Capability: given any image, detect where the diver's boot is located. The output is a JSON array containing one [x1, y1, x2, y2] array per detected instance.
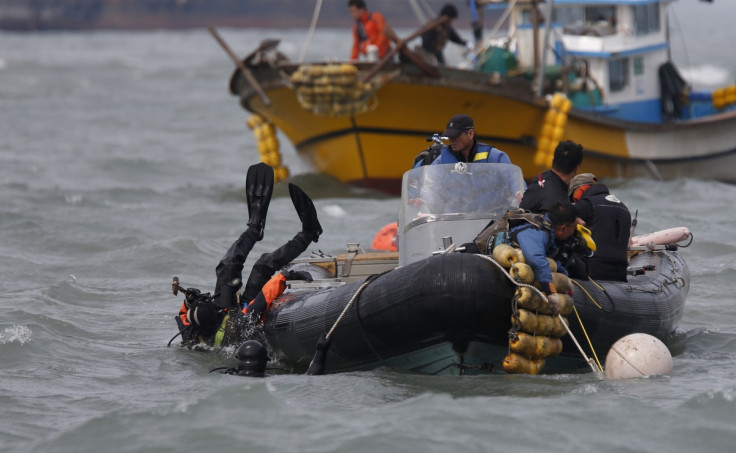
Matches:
[[246, 162, 274, 241], [288, 183, 322, 243]]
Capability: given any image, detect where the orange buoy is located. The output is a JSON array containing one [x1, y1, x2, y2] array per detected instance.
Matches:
[[371, 222, 398, 251]]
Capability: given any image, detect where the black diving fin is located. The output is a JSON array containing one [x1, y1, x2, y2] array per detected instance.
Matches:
[[288, 183, 323, 242], [246, 162, 274, 241]]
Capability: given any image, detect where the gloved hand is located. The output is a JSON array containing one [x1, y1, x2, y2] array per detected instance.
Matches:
[[282, 270, 313, 282], [546, 293, 562, 316]]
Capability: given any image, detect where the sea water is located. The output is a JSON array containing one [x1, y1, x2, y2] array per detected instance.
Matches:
[[2, 3, 736, 452]]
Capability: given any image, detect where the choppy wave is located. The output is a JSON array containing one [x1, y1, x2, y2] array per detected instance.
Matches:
[[0, 325, 32, 345]]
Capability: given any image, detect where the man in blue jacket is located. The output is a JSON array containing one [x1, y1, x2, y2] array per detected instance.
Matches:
[[413, 113, 512, 167], [509, 201, 578, 314]]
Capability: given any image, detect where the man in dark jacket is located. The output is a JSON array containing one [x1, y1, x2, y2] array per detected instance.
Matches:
[[421, 4, 471, 65], [520, 140, 584, 214], [520, 140, 586, 278], [569, 173, 631, 282]]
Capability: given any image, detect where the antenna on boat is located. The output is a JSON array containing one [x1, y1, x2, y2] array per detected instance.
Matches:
[[534, 0, 556, 97], [299, 0, 324, 63]]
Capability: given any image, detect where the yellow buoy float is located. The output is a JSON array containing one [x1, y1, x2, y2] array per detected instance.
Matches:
[[246, 114, 289, 183], [491, 242, 572, 375], [534, 92, 571, 168]]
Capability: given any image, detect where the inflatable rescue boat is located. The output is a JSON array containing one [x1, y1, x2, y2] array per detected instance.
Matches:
[[262, 164, 691, 375]]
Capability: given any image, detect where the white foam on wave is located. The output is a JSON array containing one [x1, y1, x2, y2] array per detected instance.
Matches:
[[0, 325, 32, 345], [322, 204, 347, 218], [681, 64, 733, 88]]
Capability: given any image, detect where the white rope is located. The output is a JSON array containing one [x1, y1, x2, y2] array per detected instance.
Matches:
[[460, 0, 518, 69], [326, 273, 381, 339], [476, 253, 601, 374], [299, 0, 323, 63]]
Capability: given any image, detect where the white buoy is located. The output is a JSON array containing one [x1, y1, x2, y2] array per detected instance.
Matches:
[[604, 333, 673, 379]]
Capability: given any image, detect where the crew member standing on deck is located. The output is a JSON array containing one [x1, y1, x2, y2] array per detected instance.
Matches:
[[421, 4, 473, 65], [348, 0, 391, 61]]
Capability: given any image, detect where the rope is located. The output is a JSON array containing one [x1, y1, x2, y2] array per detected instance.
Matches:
[[570, 305, 604, 372], [298, 0, 323, 63], [461, 0, 519, 69], [571, 279, 603, 310], [326, 272, 383, 339]]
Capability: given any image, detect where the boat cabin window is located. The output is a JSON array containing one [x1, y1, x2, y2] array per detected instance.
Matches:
[[634, 57, 644, 77], [634, 3, 660, 36], [556, 6, 617, 36], [609, 58, 630, 93]]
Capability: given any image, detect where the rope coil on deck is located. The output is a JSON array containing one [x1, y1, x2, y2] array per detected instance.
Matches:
[[290, 63, 388, 117]]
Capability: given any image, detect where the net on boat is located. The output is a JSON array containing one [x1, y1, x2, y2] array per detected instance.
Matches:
[[290, 63, 394, 117]]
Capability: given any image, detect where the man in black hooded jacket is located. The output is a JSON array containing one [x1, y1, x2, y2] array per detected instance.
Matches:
[[569, 173, 631, 282]]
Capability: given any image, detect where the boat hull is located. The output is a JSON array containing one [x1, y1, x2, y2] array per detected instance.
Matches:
[[263, 249, 688, 375], [233, 62, 736, 193]]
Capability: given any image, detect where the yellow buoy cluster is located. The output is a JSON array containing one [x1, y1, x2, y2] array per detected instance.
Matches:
[[534, 93, 572, 168], [290, 63, 378, 117], [246, 114, 288, 183], [712, 85, 736, 110], [492, 244, 574, 375]]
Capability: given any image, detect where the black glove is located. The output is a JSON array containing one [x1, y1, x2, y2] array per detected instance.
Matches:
[[282, 270, 313, 282]]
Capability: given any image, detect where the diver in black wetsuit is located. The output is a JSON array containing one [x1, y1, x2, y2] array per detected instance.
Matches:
[[173, 163, 330, 375]]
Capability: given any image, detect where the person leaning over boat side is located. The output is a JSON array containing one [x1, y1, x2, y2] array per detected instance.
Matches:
[[569, 173, 631, 282], [348, 0, 391, 61], [413, 113, 512, 167], [420, 4, 472, 65], [508, 202, 579, 315], [519, 140, 584, 214]]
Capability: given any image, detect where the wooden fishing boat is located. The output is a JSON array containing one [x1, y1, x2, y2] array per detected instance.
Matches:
[[228, 0, 736, 193]]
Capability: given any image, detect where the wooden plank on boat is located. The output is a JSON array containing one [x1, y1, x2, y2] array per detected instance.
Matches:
[[362, 17, 449, 83]]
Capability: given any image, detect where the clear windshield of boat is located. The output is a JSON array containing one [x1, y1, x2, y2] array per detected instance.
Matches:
[[400, 162, 524, 224]]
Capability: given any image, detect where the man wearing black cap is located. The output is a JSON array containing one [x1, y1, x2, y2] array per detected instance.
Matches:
[[414, 113, 512, 166]]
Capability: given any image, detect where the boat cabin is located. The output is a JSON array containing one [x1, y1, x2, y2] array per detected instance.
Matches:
[[481, 0, 698, 123]]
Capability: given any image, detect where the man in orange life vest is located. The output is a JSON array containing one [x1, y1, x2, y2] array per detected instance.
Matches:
[[348, 0, 391, 61]]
